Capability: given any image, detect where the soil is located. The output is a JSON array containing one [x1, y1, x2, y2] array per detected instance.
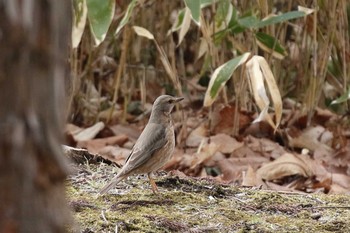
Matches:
[[67, 163, 350, 233]]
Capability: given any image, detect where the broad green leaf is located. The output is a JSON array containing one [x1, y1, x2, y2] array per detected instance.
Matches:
[[256, 11, 306, 28], [255, 32, 287, 59], [184, 0, 201, 25], [331, 87, 350, 105], [86, 0, 115, 46], [215, 0, 230, 28], [72, 0, 88, 48], [116, 0, 137, 35], [200, 0, 216, 8], [204, 52, 251, 107], [237, 15, 259, 28], [133, 26, 154, 40]]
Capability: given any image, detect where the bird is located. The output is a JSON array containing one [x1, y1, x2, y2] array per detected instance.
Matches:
[[99, 95, 184, 195]]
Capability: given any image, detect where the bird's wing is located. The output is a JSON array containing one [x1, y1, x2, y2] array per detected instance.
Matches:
[[120, 123, 167, 175]]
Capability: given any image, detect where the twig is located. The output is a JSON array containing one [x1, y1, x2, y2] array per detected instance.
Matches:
[[101, 210, 108, 223], [307, 206, 350, 209]]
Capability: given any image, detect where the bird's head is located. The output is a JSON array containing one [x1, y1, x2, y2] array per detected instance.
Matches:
[[151, 95, 184, 118]]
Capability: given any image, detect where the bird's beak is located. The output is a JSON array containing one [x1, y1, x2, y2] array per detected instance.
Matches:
[[174, 97, 184, 103]]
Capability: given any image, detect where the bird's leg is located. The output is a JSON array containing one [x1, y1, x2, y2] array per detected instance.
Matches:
[[147, 173, 159, 194]]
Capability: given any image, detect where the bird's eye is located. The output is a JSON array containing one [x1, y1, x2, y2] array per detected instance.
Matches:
[[168, 99, 173, 104]]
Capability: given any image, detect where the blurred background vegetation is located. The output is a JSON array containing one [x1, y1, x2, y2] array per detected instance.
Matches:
[[70, 0, 350, 130]]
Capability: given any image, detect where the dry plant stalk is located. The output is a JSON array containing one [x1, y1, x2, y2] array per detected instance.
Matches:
[[109, 25, 131, 123]]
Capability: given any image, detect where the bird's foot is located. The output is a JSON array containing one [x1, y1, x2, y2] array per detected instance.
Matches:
[[148, 174, 159, 194]]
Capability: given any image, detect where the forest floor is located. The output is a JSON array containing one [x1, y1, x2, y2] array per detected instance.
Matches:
[[67, 162, 350, 233]]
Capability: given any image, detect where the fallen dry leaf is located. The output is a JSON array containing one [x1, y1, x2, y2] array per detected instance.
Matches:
[[190, 143, 219, 169], [330, 173, 350, 192], [218, 155, 269, 182], [242, 165, 257, 187], [186, 124, 207, 147], [98, 145, 131, 165], [71, 122, 105, 141], [77, 135, 128, 154], [237, 136, 287, 159], [65, 123, 83, 135], [257, 153, 313, 181], [109, 124, 141, 141], [210, 133, 243, 154], [287, 126, 334, 153], [211, 104, 253, 135]]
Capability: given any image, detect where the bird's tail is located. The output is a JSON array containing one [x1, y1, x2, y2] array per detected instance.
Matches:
[[99, 175, 125, 195]]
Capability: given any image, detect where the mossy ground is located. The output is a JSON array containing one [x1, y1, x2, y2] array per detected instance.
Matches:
[[67, 163, 350, 232]]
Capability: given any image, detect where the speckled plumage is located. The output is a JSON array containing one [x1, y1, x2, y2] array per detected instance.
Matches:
[[99, 95, 183, 195]]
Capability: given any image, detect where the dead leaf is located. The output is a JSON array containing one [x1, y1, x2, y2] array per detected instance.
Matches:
[[98, 145, 131, 165], [211, 104, 253, 135], [217, 155, 269, 182], [72, 122, 105, 141], [186, 124, 207, 147], [331, 173, 350, 191], [246, 56, 282, 131], [190, 143, 219, 169], [243, 136, 287, 159], [77, 135, 129, 154], [242, 165, 257, 186], [287, 126, 334, 154], [109, 124, 141, 141], [257, 153, 313, 181], [65, 123, 83, 135], [210, 133, 243, 154]]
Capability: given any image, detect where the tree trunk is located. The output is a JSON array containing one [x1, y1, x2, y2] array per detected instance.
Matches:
[[0, 0, 71, 232]]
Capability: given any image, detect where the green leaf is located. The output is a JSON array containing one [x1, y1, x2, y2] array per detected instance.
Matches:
[[116, 0, 137, 35], [256, 11, 306, 28], [184, 0, 201, 25], [86, 0, 115, 46], [237, 15, 259, 28], [215, 0, 230, 28], [331, 87, 350, 105], [204, 52, 251, 106], [255, 32, 287, 59], [200, 0, 216, 8]]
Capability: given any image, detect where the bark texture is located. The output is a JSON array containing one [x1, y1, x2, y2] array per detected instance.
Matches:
[[0, 1, 71, 232]]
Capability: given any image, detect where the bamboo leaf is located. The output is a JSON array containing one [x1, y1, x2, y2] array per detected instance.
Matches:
[[246, 57, 274, 128], [72, 0, 88, 48], [86, 0, 115, 46], [331, 87, 350, 105], [237, 15, 259, 28], [200, 0, 216, 8], [245, 56, 282, 131], [170, 8, 186, 32], [184, 0, 201, 25], [255, 32, 287, 59], [178, 7, 192, 45], [204, 52, 251, 107], [215, 0, 231, 28], [257, 56, 282, 129], [116, 0, 137, 35], [133, 26, 154, 40], [256, 11, 307, 28]]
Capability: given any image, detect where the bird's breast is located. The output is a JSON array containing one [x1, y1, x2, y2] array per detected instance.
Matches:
[[152, 124, 175, 172]]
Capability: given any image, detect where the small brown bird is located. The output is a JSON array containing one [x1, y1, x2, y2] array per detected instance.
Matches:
[[99, 95, 184, 195]]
